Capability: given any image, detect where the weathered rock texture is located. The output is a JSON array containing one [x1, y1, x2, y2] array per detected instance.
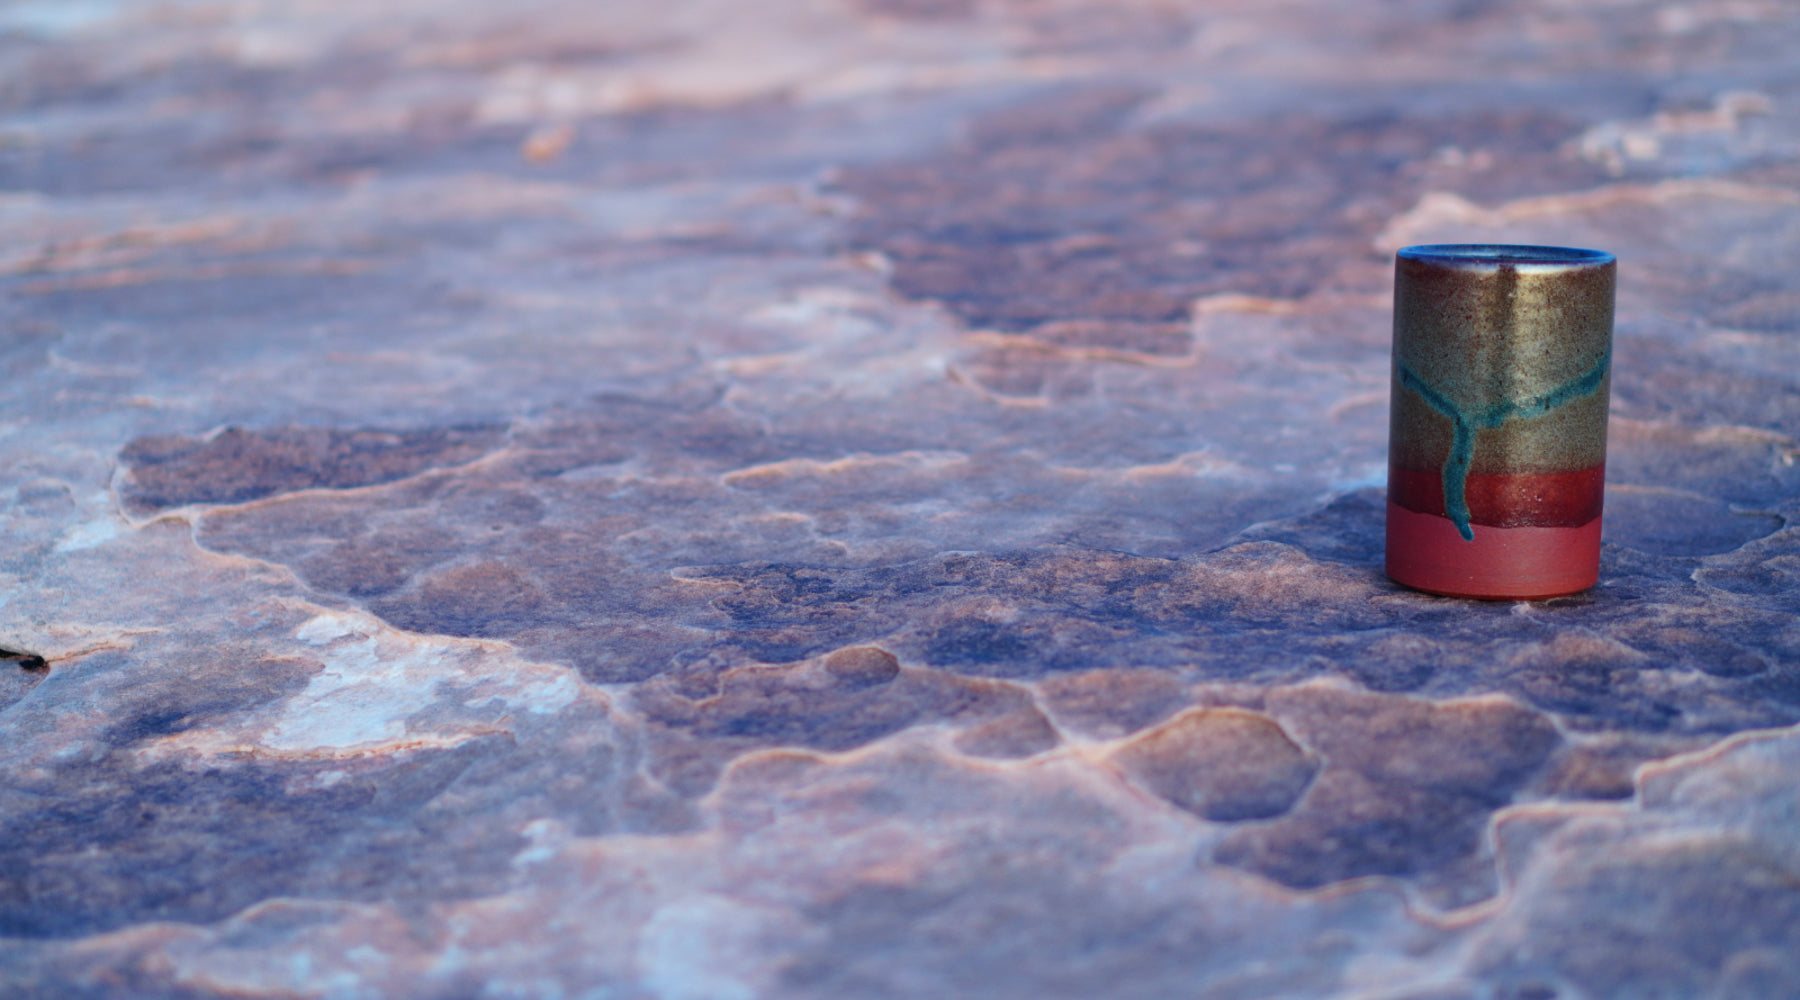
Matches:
[[3, 0, 1800, 997]]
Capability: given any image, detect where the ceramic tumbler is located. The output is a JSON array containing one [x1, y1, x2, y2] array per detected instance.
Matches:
[[1385, 244, 1615, 599]]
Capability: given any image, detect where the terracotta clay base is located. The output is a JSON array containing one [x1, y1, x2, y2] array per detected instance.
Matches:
[[1384, 501, 1601, 599]]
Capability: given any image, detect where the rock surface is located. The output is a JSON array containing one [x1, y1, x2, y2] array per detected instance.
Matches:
[[2, 0, 1799, 997]]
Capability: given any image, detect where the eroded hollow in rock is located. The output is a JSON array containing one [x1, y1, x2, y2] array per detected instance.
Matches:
[[1, 648, 48, 672], [1110, 708, 1319, 822]]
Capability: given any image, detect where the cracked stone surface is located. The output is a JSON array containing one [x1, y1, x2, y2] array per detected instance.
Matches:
[[3, 1, 1800, 997]]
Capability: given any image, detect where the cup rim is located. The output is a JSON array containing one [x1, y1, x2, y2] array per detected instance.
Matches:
[[1398, 244, 1614, 267]]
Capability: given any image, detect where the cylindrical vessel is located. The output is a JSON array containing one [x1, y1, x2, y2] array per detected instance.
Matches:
[[1385, 244, 1615, 599]]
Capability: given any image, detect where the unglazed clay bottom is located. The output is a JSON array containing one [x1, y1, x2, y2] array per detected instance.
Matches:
[[1385, 502, 1602, 599]]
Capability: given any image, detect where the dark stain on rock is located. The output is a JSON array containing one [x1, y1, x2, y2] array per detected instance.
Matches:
[[2, 647, 48, 673], [119, 424, 507, 513], [0, 648, 49, 717]]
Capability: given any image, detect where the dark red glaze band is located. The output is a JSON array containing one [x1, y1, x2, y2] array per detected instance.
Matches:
[[1385, 502, 1601, 599], [1388, 464, 1605, 528]]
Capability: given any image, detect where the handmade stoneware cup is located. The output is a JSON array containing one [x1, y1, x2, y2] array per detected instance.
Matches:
[[1385, 244, 1615, 599]]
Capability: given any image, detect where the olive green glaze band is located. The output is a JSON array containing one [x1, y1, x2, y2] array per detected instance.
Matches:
[[1388, 244, 1615, 540]]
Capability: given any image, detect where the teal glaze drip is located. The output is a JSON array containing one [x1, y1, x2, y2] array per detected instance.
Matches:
[[1397, 348, 1610, 541]]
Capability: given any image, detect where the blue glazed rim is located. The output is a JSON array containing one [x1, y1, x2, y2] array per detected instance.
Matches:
[[1398, 244, 1614, 267]]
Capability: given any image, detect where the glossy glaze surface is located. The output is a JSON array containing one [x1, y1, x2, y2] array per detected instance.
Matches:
[[1387, 245, 1614, 596]]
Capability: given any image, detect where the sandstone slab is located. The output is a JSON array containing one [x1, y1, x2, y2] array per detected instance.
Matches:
[[3, 1, 1800, 997]]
